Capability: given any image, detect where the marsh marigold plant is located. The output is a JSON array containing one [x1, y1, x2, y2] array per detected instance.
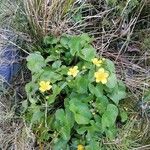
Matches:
[[25, 34, 127, 150]]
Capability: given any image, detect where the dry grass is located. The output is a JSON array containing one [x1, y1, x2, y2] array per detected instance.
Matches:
[[0, 65, 34, 150], [23, 0, 75, 39], [0, 106, 35, 150]]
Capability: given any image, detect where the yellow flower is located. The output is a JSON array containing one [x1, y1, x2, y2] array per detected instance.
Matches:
[[91, 58, 102, 67], [94, 68, 109, 84], [39, 81, 52, 92], [77, 144, 84, 150], [68, 66, 79, 77]]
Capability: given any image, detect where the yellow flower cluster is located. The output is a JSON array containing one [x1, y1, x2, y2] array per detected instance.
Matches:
[[77, 144, 84, 150], [67, 57, 108, 84], [39, 81, 52, 92], [39, 57, 107, 91]]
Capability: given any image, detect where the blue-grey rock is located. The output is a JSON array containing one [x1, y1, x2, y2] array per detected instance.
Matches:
[[0, 39, 20, 84]]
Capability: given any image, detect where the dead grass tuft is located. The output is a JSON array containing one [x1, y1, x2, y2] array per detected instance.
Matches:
[[23, 0, 75, 39]]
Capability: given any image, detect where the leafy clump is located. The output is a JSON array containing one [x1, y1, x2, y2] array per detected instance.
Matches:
[[24, 34, 127, 149]]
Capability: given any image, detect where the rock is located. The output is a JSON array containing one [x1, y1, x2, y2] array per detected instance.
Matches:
[[0, 32, 20, 85]]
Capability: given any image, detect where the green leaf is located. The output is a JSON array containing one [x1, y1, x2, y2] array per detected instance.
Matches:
[[105, 126, 117, 140], [53, 137, 68, 150], [86, 141, 100, 150], [89, 120, 101, 133], [120, 110, 128, 123], [52, 60, 62, 69], [52, 85, 61, 96], [88, 84, 96, 95], [22, 100, 28, 112], [88, 67, 95, 82], [80, 33, 92, 45], [85, 136, 100, 150], [106, 73, 117, 89], [79, 45, 96, 61], [65, 108, 75, 128], [106, 0, 117, 6], [105, 59, 115, 73], [25, 82, 38, 97], [89, 84, 103, 98], [75, 114, 91, 125], [102, 104, 118, 130], [69, 93, 93, 103], [55, 109, 65, 125], [45, 55, 60, 63], [60, 36, 69, 48], [72, 12, 82, 23], [143, 90, 150, 102], [76, 126, 88, 134], [61, 125, 71, 141], [54, 109, 74, 141], [107, 81, 126, 105], [40, 68, 62, 83], [96, 96, 109, 114], [31, 108, 44, 123], [29, 97, 36, 104], [27, 52, 46, 73], [95, 84, 103, 98], [68, 36, 82, 56], [44, 36, 59, 45], [69, 98, 92, 124], [47, 95, 56, 104], [75, 77, 89, 94]]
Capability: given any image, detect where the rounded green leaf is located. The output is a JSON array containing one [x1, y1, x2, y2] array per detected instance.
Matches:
[[40, 68, 62, 83], [107, 81, 126, 105], [79, 45, 96, 61], [106, 73, 117, 89], [75, 77, 89, 94], [68, 36, 82, 56], [105, 59, 115, 73], [27, 52, 46, 73], [102, 104, 118, 130], [69, 98, 92, 124]]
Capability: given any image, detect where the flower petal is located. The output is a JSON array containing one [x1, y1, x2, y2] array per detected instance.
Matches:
[[96, 79, 100, 83], [94, 72, 98, 77], [105, 72, 109, 78], [47, 85, 52, 90], [67, 71, 72, 75], [39, 81, 45, 86], [101, 79, 107, 84], [39, 87, 46, 92]]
